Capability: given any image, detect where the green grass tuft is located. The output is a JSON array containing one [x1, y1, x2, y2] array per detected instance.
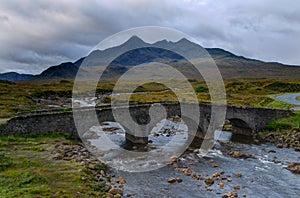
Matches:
[[266, 110, 300, 132]]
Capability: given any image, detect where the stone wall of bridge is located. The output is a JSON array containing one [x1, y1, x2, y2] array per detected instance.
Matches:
[[0, 103, 293, 138]]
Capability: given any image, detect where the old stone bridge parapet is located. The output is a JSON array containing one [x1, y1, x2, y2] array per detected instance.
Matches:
[[0, 102, 293, 143], [225, 105, 293, 135]]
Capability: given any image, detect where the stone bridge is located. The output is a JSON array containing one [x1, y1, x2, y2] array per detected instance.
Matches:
[[0, 102, 292, 144]]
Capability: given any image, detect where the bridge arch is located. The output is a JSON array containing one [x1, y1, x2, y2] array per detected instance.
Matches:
[[225, 118, 253, 136]]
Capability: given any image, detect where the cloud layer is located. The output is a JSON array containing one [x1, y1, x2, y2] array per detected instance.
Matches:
[[0, 0, 299, 74]]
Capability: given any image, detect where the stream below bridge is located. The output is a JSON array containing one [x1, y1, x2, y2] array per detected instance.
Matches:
[[85, 120, 300, 198]]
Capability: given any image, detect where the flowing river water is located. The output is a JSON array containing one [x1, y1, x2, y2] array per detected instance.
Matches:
[[72, 95, 300, 197], [86, 120, 300, 198]]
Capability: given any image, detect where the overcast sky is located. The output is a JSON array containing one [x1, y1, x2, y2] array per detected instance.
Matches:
[[0, 0, 299, 74]]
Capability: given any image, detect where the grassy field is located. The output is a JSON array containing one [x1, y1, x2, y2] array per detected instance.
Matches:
[[0, 78, 300, 118], [0, 133, 109, 197], [110, 78, 300, 108], [265, 110, 300, 132], [0, 80, 73, 118]]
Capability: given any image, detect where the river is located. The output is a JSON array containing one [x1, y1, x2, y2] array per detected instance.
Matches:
[[86, 120, 300, 198]]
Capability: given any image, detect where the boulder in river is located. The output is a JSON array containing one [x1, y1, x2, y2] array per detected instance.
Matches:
[[228, 151, 252, 158], [276, 143, 283, 148], [176, 177, 183, 183], [168, 177, 176, 183], [108, 187, 123, 195], [286, 162, 300, 174], [234, 172, 242, 177], [218, 182, 224, 188], [204, 176, 214, 186]]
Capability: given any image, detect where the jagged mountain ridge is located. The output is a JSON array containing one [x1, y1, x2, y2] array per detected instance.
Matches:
[[1, 36, 300, 82]]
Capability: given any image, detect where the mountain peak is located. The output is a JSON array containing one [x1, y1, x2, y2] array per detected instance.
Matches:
[[124, 35, 146, 45], [153, 39, 170, 46], [176, 37, 192, 44]]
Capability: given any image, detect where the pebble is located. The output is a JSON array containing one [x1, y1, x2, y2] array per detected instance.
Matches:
[[218, 182, 224, 188], [228, 151, 252, 158], [116, 176, 126, 184], [233, 185, 240, 191], [168, 177, 176, 183], [221, 176, 227, 180], [193, 149, 199, 153], [149, 145, 157, 149], [52, 153, 62, 160], [214, 163, 220, 167], [170, 155, 178, 162], [234, 172, 242, 177], [176, 178, 183, 183], [276, 143, 283, 148], [192, 173, 197, 178], [108, 187, 123, 195], [287, 162, 300, 174], [204, 176, 214, 186], [212, 172, 220, 177], [106, 193, 114, 198]]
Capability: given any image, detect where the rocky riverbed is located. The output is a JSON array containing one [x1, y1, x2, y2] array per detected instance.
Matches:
[[120, 141, 300, 197], [260, 128, 300, 151], [79, 121, 300, 197]]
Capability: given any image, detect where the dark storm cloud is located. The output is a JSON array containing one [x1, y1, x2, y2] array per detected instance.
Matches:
[[0, 0, 299, 74]]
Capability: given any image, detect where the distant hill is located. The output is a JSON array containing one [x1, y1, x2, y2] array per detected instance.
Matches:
[[1, 36, 300, 82], [0, 72, 33, 81], [205, 48, 300, 79], [29, 62, 79, 82], [0, 62, 80, 83]]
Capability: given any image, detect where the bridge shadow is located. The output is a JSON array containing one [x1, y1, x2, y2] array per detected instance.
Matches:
[[221, 119, 256, 144]]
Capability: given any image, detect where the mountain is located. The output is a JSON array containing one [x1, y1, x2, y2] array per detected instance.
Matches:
[[205, 48, 300, 79], [82, 36, 151, 67], [0, 72, 33, 81], [79, 36, 300, 79], [30, 62, 79, 81], [2, 36, 300, 82], [74, 57, 85, 67]]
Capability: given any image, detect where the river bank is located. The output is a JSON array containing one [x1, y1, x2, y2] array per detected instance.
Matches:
[[0, 134, 125, 197], [0, 127, 299, 197], [259, 128, 300, 151]]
